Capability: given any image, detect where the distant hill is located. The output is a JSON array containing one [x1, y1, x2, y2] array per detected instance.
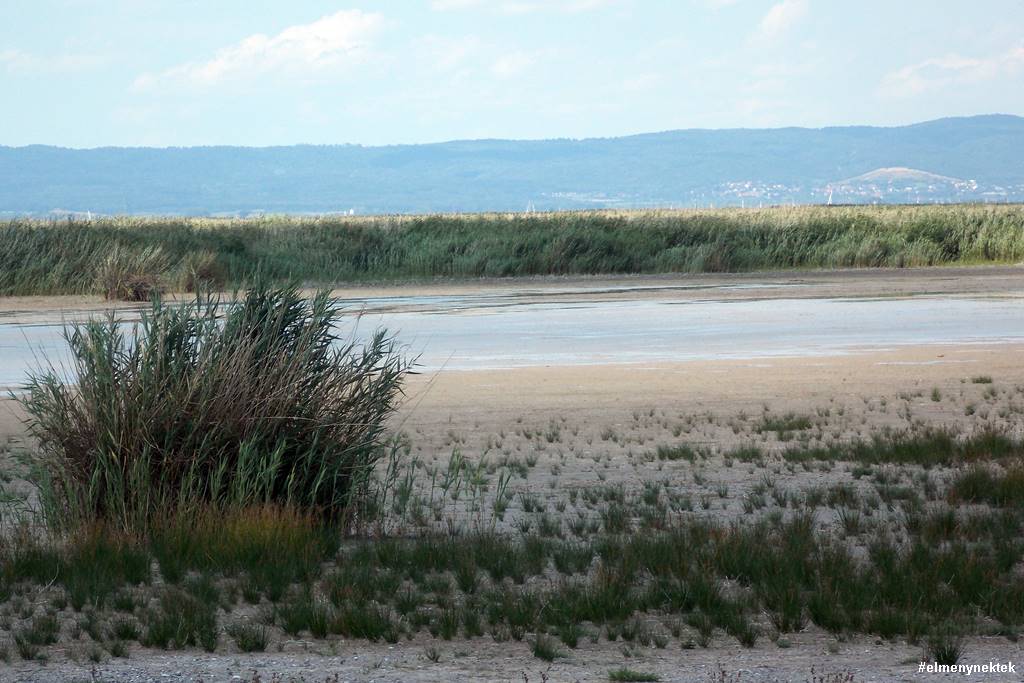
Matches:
[[837, 167, 965, 185], [1, 114, 1022, 216], [828, 166, 980, 203]]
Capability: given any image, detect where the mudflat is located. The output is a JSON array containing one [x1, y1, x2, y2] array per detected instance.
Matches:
[[2, 267, 1024, 682]]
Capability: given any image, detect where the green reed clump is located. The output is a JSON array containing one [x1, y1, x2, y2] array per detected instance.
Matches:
[[950, 465, 1024, 507], [782, 427, 1024, 467], [142, 588, 218, 651], [0, 524, 150, 611], [150, 505, 338, 599], [19, 285, 409, 532], [94, 245, 169, 301], [3, 205, 1024, 296]]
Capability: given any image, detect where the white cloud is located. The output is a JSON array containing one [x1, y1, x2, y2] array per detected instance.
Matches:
[[0, 49, 107, 74], [880, 46, 1024, 96], [757, 0, 808, 39], [133, 10, 383, 90]]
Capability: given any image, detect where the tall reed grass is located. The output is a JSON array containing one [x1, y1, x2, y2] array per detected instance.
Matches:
[[2, 205, 1022, 297], [18, 285, 409, 532]]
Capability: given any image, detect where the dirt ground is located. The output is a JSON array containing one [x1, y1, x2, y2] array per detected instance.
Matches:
[[2, 267, 1024, 682], [2, 633, 1019, 683]]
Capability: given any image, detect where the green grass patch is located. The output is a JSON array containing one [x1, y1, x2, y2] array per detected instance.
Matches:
[[758, 413, 812, 434], [782, 428, 1024, 467], [950, 465, 1024, 507], [655, 445, 697, 462]]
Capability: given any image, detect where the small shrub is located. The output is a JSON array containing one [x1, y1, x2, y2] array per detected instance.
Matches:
[[226, 623, 269, 652], [609, 669, 660, 682], [926, 624, 964, 665], [176, 250, 224, 293], [655, 445, 696, 462], [142, 589, 218, 652], [110, 617, 140, 642], [95, 245, 168, 301], [531, 634, 561, 662], [951, 465, 1024, 507], [14, 615, 60, 660]]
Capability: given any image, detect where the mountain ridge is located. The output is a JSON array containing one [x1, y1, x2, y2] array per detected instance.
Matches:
[[1, 114, 1022, 215]]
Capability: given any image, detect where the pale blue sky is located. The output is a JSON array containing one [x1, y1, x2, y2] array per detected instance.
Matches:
[[3, 0, 1023, 148]]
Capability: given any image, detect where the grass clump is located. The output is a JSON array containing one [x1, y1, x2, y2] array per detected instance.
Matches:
[[655, 445, 697, 462], [226, 623, 269, 652], [926, 624, 965, 665], [0, 525, 150, 611], [151, 505, 337, 598], [95, 245, 169, 301], [783, 428, 1024, 467], [142, 589, 218, 652], [531, 633, 562, 661], [19, 285, 409, 532], [950, 465, 1024, 507], [758, 413, 812, 435], [609, 668, 660, 682], [14, 615, 60, 660]]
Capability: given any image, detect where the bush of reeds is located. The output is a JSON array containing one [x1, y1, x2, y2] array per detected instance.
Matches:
[[18, 285, 409, 532], [94, 244, 169, 301]]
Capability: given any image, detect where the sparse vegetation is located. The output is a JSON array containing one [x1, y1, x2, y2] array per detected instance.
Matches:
[[1, 273, 1021, 675]]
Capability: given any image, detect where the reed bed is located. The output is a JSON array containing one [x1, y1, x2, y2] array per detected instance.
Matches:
[[17, 285, 409, 533], [2, 204, 1023, 297]]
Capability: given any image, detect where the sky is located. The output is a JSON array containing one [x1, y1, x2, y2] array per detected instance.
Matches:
[[2, 0, 1023, 148]]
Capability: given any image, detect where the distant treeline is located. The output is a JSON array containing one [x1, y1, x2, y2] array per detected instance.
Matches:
[[2, 205, 1023, 297]]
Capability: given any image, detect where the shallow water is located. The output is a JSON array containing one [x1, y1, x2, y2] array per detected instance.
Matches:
[[1, 286, 1023, 388]]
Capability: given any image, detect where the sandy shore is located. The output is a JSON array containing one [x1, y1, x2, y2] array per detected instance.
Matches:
[[2, 265, 1024, 318], [2, 267, 1024, 682]]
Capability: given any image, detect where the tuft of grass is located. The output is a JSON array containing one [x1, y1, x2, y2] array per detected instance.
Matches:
[[110, 617, 141, 642], [0, 525, 150, 611], [14, 615, 60, 660], [226, 623, 269, 652], [151, 505, 337, 599], [655, 445, 696, 462], [783, 428, 1024, 467], [19, 285, 409, 532], [95, 245, 168, 301], [142, 589, 218, 652], [950, 465, 1024, 507], [758, 413, 812, 435], [531, 633, 562, 662], [609, 669, 661, 682], [926, 624, 965, 665]]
